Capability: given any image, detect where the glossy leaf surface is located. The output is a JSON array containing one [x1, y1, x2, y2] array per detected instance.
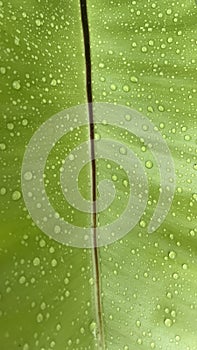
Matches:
[[0, 1, 197, 349]]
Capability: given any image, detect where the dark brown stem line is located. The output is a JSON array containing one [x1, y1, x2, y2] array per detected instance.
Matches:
[[79, 0, 104, 348]]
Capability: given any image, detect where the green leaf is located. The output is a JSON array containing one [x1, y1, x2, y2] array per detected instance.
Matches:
[[0, 0, 196, 350]]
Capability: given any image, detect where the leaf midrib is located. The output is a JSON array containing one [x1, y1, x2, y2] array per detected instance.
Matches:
[[79, 1, 104, 348]]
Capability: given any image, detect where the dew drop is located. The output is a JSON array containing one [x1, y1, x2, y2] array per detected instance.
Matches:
[[12, 80, 21, 90], [19, 276, 26, 284], [172, 272, 179, 280], [0, 67, 6, 74], [24, 171, 33, 181], [145, 160, 153, 169], [164, 318, 173, 327], [36, 313, 43, 323], [51, 259, 57, 267], [139, 220, 146, 228], [80, 327, 85, 334], [119, 146, 127, 155], [35, 19, 41, 27], [112, 174, 118, 181], [51, 79, 57, 86], [33, 257, 40, 266], [89, 321, 97, 335], [125, 114, 132, 121], [0, 143, 6, 150], [0, 187, 6, 195], [182, 263, 188, 270], [122, 85, 130, 92], [130, 76, 138, 83], [168, 251, 176, 259], [12, 190, 21, 201], [110, 84, 117, 91]]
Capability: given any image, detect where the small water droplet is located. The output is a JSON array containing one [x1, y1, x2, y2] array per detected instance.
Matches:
[[24, 171, 33, 181], [0, 67, 6, 74], [145, 160, 153, 169], [139, 220, 146, 228], [51, 79, 57, 86], [12, 190, 21, 201], [35, 19, 41, 27], [110, 84, 117, 91], [168, 251, 176, 259], [164, 318, 172, 327], [122, 85, 130, 92], [36, 313, 43, 323], [182, 263, 188, 270], [112, 174, 118, 181], [12, 80, 21, 90], [89, 321, 97, 335], [19, 276, 26, 284], [51, 259, 57, 267], [0, 187, 6, 195], [119, 146, 127, 155], [125, 114, 132, 121], [130, 76, 138, 83], [33, 257, 40, 266], [0, 143, 6, 150]]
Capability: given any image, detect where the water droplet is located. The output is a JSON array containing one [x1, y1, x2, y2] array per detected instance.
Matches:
[[123, 179, 129, 187], [24, 171, 33, 181], [122, 85, 130, 92], [95, 132, 101, 140], [0, 67, 6, 74], [141, 46, 148, 53], [168, 251, 176, 259], [0, 143, 6, 150], [80, 327, 85, 334], [7, 123, 14, 130], [184, 135, 191, 141], [23, 344, 29, 350], [68, 154, 74, 161], [89, 278, 94, 285], [65, 290, 70, 297], [167, 37, 173, 43], [119, 146, 127, 155], [51, 259, 57, 267], [193, 164, 197, 171], [51, 79, 57, 86], [12, 190, 21, 201], [36, 313, 43, 323], [39, 239, 46, 247], [110, 84, 117, 91], [139, 220, 146, 228], [164, 318, 172, 327], [125, 114, 132, 121], [33, 257, 40, 266], [145, 160, 153, 169], [64, 277, 69, 285], [89, 321, 97, 335], [0, 187, 6, 195], [112, 174, 118, 181], [19, 276, 26, 285], [35, 19, 41, 27], [22, 119, 28, 126], [12, 80, 21, 90], [182, 263, 188, 270], [172, 272, 179, 280], [54, 225, 61, 234], [158, 105, 165, 112], [130, 76, 138, 83]]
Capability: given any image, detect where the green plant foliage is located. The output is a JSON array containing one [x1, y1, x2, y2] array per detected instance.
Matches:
[[0, 0, 196, 349]]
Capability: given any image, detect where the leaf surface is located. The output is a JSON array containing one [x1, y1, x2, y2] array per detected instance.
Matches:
[[0, 1, 197, 350]]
